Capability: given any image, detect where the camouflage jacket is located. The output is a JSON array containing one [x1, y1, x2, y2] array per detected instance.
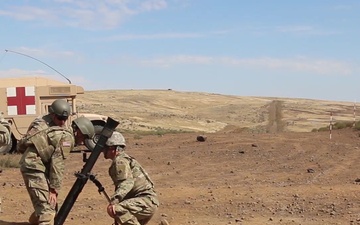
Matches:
[[109, 151, 157, 203], [0, 121, 11, 147], [19, 114, 74, 192], [17, 114, 57, 153]]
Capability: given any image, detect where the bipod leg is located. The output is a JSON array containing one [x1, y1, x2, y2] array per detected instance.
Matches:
[[88, 174, 111, 202], [88, 174, 119, 225]]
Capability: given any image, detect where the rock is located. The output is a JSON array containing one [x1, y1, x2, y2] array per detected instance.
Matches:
[[307, 168, 315, 173], [197, 135, 207, 142]]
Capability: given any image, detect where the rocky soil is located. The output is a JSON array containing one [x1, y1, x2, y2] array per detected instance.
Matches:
[[1, 90, 360, 225], [2, 128, 360, 225]]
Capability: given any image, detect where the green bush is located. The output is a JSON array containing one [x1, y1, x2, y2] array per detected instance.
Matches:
[[318, 126, 330, 132], [0, 154, 21, 168], [316, 120, 359, 132], [333, 121, 353, 129], [354, 121, 360, 130]]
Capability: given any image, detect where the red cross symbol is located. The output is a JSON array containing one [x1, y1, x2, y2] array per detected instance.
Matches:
[[7, 87, 36, 115]]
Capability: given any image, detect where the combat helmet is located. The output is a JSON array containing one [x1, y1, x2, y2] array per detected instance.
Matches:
[[72, 117, 95, 139], [106, 131, 126, 147], [49, 99, 71, 117]]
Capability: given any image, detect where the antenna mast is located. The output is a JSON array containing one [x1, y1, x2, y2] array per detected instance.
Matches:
[[4, 49, 71, 84]]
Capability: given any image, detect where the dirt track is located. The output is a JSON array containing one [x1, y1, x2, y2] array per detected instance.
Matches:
[[2, 128, 360, 225]]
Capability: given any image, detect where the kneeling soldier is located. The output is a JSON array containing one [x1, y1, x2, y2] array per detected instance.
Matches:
[[103, 131, 159, 225]]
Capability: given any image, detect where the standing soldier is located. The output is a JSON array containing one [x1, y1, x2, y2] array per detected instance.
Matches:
[[0, 112, 11, 148], [17, 99, 71, 153], [102, 131, 160, 225], [18, 99, 95, 225]]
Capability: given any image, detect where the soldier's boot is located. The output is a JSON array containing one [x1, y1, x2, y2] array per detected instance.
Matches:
[[160, 218, 169, 225], [38, 213, 55, 225], [29, 211, 39, 225]]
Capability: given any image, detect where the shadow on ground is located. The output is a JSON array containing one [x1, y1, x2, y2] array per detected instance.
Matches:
[[0, 220, 28, 225]]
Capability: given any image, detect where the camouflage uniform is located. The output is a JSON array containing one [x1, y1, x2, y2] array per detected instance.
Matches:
[[0, 114, 11, 147], [109, 151, 159, 225], [19, 115, 74, 225]]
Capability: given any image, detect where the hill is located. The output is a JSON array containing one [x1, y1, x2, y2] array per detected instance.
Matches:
[[2, 90, 360, 225], [77, 89, 356, 133]]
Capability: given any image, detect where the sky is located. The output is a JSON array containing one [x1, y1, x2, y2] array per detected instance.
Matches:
[[0, 0, 359, 102]]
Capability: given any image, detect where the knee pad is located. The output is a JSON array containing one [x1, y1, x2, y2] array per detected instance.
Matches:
[[38, 213, 55, 225]]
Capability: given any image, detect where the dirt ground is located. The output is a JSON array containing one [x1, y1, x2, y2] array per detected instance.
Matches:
[[2, 128, 360, 225]]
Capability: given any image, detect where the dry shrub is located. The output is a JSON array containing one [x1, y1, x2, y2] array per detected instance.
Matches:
[[0, 154, 21, 169]]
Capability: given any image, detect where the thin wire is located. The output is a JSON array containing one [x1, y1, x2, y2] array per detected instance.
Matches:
[[4, 49, 71, 84], [0, 50, 7, 64]]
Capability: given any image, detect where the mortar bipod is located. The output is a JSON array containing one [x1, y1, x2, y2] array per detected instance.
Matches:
[[88, 174, 119, 225]]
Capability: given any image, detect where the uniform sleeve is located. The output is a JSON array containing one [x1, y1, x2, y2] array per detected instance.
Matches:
[[17, 122, 40, 153], [59, 130, 75, 159], [48, 130, 74, 192], [48, 148, 65, 192], [110, 158, 134, 203], [27, 118, 46, 135], [18, 118, 48, 152]]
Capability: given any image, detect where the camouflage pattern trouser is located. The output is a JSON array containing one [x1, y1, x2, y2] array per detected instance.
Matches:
[[21, 170, 56, 225], [114, 195, 159, 225]]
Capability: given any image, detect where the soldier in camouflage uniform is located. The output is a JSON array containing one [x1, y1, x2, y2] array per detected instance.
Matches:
[[19, 99, 95, 225], [0, 112, 11, 148], [103, 131, 159, 225]]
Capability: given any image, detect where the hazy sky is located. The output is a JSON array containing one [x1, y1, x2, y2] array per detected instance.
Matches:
[[0, 0, 359, 102]]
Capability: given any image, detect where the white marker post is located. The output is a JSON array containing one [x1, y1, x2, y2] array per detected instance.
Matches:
[[330, 112, 333, 140], [354, 101, 356, 127]]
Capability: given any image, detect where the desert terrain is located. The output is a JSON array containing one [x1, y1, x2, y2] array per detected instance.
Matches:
[[76, 90, 357, 133], [1, 90, 360, 225]]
